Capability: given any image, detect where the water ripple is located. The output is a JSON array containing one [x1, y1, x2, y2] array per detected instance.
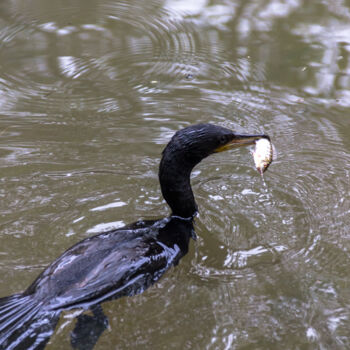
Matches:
[[187, 94, 350, 292], [0, 0, 203, 115]]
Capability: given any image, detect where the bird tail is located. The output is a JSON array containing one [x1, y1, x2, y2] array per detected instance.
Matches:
[[0, 293, 60, 350]]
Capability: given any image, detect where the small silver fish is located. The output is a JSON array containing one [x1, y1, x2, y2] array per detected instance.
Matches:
[[252, 138, 275, 175]]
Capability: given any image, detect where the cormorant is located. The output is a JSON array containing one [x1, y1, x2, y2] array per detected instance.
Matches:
[[0, 124, 269, 349]]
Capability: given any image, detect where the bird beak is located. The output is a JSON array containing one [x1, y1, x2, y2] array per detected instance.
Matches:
[[215, 134, 269, 153]]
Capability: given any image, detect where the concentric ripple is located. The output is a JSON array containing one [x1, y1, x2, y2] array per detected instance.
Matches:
[[0, 0, 203, 115], [1, 0, 350, 348], [188, 92, 350, 290]]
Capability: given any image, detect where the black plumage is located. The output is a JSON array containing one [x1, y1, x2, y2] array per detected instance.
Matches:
[[0, 124, 267, 349]]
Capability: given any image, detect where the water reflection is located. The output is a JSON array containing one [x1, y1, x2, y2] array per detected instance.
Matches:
[[0, 0, 350, 349], [0, 0, 204, 116]]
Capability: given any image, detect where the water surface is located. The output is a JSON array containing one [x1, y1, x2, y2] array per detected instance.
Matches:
[[0, 0, 350, 348]]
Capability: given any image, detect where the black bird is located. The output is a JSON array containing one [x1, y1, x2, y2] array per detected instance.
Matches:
[[0, 124, 269, 349]]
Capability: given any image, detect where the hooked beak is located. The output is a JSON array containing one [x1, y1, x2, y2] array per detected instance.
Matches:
[[215, 134, 270, 153]]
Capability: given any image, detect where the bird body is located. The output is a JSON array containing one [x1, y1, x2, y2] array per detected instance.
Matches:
[[0, 124, 269, 349], [25, 217, 193, 310]]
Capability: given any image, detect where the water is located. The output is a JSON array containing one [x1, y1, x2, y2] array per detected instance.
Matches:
[[0, 0, 350, 348]]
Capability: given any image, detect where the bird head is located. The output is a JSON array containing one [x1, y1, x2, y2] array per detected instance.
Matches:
[[164, 124, 269, 164]]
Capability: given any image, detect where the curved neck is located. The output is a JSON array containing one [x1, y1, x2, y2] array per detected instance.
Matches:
[[159, 150, 199, 218]]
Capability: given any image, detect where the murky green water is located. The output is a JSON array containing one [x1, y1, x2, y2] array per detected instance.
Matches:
[[1, 0, 350, 348]]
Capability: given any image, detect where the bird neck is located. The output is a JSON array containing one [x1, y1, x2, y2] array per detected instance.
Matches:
[[159, 150, 199, 218]]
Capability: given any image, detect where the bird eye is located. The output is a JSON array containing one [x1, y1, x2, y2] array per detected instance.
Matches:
[[219, 135, 227, 144]]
